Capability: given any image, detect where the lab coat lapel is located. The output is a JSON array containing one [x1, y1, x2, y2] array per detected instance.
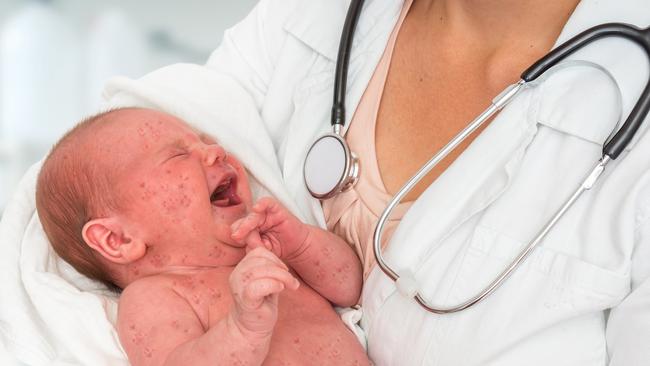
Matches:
[[280, 0, 404, 226]]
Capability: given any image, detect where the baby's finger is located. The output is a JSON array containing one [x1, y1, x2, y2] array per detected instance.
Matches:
[[252, 197, 280, 215], [244, 247, 288, 270], [244, 232, 266, 252], [231, 213, 264, 241], [243, 278, 285, 306], [243, 264, 300, 290]]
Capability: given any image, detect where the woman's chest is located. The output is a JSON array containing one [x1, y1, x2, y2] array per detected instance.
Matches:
[[374, 40, 506, 201]]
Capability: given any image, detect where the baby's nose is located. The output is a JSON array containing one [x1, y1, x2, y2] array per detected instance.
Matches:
[[202, 144, 227, 166]]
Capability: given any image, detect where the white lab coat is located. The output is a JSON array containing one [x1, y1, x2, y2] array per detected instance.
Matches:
[[205, 0, 650, 364]]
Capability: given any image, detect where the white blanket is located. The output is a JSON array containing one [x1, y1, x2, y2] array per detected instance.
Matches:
[[0, 64, 316, 365]]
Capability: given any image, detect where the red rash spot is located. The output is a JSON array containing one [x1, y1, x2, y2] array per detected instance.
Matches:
[[199, 279, 205, 285], [192, 294, 201, 305], [293, 337, 300, 344], [133, 269, 140, 276], [139, 182, 145, 188], [210, 291, 222, 304], [179, 278, 195, 289], [132, 331, 145, 345], [210, 246, 223, 258], [150, 254, 170, 268]]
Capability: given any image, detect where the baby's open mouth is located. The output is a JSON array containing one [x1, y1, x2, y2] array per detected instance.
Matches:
[[210, 174, 242, 207]]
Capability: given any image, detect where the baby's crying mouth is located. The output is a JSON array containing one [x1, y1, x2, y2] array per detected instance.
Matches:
[[210, 177, 241, 207]]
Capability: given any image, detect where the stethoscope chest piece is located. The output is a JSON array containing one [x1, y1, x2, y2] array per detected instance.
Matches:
[[304, 132, 359, 199]]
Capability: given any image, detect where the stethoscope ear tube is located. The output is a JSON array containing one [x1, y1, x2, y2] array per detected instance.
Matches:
[[522, 23, 650, 159]]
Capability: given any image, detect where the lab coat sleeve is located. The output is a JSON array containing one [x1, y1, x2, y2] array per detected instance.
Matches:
[[606, 210, 650, 365], [204, 0, 298, 110]]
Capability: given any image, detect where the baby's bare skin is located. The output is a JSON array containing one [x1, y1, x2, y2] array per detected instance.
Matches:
[[119, 264, 368, 366], [79, 109, 368, 365]]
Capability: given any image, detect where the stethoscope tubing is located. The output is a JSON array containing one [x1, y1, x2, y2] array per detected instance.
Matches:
[[523, 23, 650, 159], [324, 0, 650, 314], [331, 0, 365, 128]]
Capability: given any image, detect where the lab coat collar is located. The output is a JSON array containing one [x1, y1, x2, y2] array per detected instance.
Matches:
[[283, 0, 402, 61]]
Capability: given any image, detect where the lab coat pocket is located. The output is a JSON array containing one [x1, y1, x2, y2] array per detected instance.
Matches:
[[451, 224, 628, 314], [438, 224, 626, 366]]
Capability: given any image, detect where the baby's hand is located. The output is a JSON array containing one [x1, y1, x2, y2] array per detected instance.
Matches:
[[229, 247, 300, 340], [231, 197, 310, 260]]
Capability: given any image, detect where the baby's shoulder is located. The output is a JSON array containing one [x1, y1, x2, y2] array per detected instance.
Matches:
[[120, 274, 179, 303], [118, 275, 186, 316], [117, 274, 197, 329]]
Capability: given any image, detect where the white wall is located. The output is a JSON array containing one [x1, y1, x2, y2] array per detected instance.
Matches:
[[0, 0, 258, 213]]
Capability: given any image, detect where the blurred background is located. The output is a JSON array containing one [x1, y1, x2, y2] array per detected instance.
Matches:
[[0, 0, 257, 215]]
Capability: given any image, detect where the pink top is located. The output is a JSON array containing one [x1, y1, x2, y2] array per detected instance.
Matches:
[[322, 0, 414, 280]]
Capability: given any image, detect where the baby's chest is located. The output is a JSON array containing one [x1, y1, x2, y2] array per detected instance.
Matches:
[[173, 271, 332, 330], [171, 271, 234, 329]]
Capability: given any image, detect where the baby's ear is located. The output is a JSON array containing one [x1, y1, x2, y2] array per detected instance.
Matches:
[[82, 218, 146, 264]]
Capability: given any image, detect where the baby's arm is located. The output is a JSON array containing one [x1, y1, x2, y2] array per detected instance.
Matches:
[[117, 248, 299, 366], [231, 197, 362, 307]]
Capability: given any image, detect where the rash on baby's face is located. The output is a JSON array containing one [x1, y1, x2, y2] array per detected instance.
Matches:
[[102, 109, 253, 267]]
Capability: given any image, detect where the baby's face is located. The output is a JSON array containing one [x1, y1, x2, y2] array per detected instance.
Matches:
[[106, 109, 253, 267]]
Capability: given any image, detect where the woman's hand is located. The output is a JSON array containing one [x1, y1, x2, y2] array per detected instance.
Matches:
[[230, 197, 311, 261]]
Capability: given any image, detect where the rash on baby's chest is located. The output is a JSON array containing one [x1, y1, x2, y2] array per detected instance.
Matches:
[[170, 270, 234, 329]]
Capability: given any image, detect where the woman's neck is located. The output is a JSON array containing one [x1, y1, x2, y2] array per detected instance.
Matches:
[[404, 0, 581, 86], [414, 0, 581, 54]]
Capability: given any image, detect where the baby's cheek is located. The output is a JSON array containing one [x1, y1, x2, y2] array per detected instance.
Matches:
[[141, 174, 201, 220]]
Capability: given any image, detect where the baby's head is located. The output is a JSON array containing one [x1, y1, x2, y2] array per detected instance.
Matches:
[[36, 108, 253, 290]]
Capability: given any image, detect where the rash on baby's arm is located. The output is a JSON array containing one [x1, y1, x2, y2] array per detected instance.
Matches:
[[118, 278, 206, 366]]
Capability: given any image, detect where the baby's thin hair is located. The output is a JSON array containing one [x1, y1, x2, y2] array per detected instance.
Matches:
[[36, 107, 138, 292]]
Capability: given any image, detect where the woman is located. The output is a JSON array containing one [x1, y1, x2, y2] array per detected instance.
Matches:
[[206, 0, 650, 364]]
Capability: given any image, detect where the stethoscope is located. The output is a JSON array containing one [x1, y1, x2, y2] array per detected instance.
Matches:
[[303, 0, 650, 314]]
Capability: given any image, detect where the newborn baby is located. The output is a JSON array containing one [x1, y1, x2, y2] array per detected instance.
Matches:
[[35, 108, 369, 366]]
